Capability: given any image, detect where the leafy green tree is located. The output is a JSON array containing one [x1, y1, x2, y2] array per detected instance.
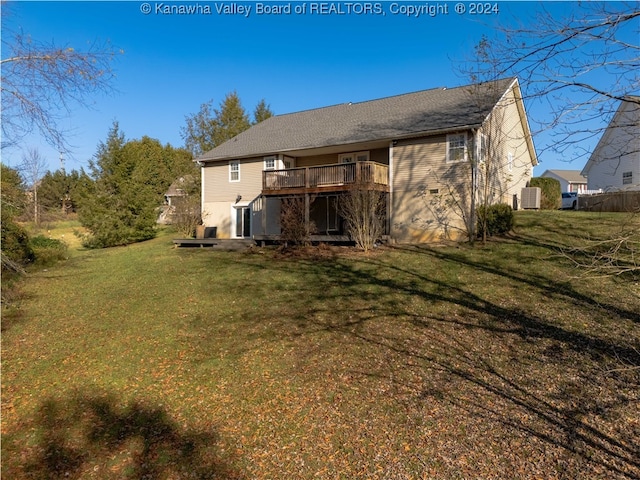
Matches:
[[182, 92, 273, 156]]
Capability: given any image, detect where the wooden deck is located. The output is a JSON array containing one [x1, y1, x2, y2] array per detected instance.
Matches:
[[262, 161, 389, 196], [172, 238, 255, 249]]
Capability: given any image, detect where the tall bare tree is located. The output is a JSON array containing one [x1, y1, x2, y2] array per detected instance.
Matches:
[[1, 17, 119, 152], [19, 147, 48, 226], [475, 2, 639, 163]]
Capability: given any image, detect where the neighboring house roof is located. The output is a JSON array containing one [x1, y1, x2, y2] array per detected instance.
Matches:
[[197, 77, 525, 163], [581, 96, 640, 177], [540, 169, 587, 184], [165, 175, 196, 197]]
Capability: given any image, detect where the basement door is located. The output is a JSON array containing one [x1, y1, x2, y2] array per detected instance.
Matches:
[[234, 206, 251, 238]]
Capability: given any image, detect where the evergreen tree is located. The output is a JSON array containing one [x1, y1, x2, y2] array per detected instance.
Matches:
[[253, 99, 274, 124], [211, 91, 251, 147], [77, 123, 196, 248], [38, 169, 88, 214], [1, 164, 33, 272], [182, 92, 273, 157], [77, 123, 158, 247]]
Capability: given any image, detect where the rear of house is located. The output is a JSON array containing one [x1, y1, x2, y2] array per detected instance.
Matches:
[[197, 77, 537, 244]]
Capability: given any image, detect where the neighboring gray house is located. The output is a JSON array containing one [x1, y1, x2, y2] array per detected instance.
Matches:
[[195, 77, 537, 243], [540, 170, 588, 193], [581, 97, 640, 192]]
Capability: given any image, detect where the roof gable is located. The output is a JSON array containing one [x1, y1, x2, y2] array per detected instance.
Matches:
[[582, 96, 640, 176], [198, 77, 517, 162], [541, 169, 587, 184]]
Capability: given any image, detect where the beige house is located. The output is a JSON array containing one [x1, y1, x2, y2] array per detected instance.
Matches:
[[196, 77, 537, 244]]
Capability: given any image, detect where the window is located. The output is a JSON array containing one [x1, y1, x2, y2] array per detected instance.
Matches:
[[623, 171, 633, 185], [476, 133, 487, 163], [283, 156, 294, 169], [339, 151, 369, 163], [507, 152, 514, 172], [264, 156, 276, 170], [447, 133, 467, 162], [229, 161, 239, 182]]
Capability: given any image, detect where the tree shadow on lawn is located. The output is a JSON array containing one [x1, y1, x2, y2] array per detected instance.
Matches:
[[240, 248, 640, 478], [5, 390, 243, 480]]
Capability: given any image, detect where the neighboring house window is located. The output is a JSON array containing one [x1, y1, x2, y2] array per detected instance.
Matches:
[[507, 152, 514, 172], [622, 171, 632, 185], [264, 156, 276, 170], [447, 133, 467, 162], [229, 161, 240, 182], [339, 151, 369, 163]]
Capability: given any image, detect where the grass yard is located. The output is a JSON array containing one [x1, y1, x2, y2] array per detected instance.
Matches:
[[2, 211, 639, 479]]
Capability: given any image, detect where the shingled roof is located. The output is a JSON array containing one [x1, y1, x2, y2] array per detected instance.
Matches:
[[197, 77, 518, 162]]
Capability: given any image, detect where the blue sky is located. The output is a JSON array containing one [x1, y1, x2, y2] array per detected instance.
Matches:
[[1, 1, 635, 175]]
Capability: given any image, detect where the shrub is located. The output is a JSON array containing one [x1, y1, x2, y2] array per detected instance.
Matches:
[[477, 203, 514, 238], [338, 187, 386, 252], [1, 218, 34, 270], [530, 177, 561, 210], [30, 235, 68, 267], [280, 197, 316, 247]]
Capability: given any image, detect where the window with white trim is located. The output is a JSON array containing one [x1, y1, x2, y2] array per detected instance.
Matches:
[[447, 133, 467, 163], [507, 152, 514, 172], [623, 171, 633, 185], [264, 156, 276, 170], [339, 151, 369, 163], [229, 161, 240, 182]]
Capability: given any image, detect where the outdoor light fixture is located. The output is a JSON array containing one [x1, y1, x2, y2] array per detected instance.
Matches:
[[235, 194, 242, 203]]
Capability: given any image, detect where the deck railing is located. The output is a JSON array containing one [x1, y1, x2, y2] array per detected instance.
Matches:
[[263, 161, 389, 192]]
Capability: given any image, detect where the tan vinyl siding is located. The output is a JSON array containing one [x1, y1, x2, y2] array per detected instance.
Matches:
[[202, 201, 233, 238], [391, 135, 471, 243], [202, 158, 264, 203], [479, 86, 534, 207], [296, 154, 338, 168], [296, 148, 389, 168]]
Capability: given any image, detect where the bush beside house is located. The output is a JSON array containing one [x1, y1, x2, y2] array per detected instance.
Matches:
[[531, 177, 561, 209]]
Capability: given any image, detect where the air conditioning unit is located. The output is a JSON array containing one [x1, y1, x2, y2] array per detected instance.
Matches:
[[521, 187, 541, 210]]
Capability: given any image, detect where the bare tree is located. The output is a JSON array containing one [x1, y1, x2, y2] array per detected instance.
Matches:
[[279, 196, 316, 248], [475, 3, 639, 163], [563, 211, 640, 279], [19, 147, 48, 226], [339, 187, 386, 252], [1, 20, 119, 152]]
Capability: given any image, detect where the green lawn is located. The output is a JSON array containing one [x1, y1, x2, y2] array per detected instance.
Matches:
[[2, 211, 639, 479]]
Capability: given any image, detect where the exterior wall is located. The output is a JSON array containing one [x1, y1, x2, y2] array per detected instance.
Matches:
[[583, 101, 640, 191], [391, 134, 472, 243], [201, 148, 390, 238], [201, 158, 264, 238], [296, 147, 389, 168], [478, 84, 534, 209], [390, 83, 535, 244]]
